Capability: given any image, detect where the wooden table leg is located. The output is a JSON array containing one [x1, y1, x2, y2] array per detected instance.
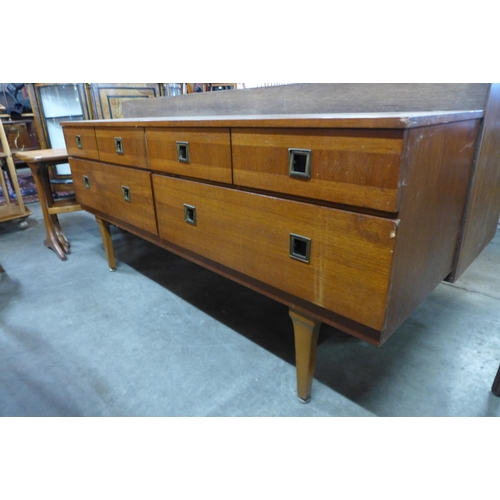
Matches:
[[28, 162, 67, 260], [492, 364, 500, 397], [289, 309, 321, 403], [96, 217, 117, 271], [51, 214, 71, 253]]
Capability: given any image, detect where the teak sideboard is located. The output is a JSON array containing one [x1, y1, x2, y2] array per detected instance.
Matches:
[[61, 84, 500, 402]]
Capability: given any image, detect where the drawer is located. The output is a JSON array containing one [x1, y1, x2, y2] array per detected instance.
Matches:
[[95, 127, 148, 169], [63, 127, 99, 160], [146, 127, 232, 183], [153, 175, 399, 331], [70, 158, 158, 235], [232, 128, 404, 212]]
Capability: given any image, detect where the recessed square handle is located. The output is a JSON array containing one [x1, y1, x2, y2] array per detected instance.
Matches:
[[290, 233, 311, 263], [122, 186, 131, 202], [177, 141, 190, 163], [184, 204, 196, 225], [75, 135, 82, 149], [115, 137, 124, 154], [83, 175, 90, 189], [289, 149, 312, 179]]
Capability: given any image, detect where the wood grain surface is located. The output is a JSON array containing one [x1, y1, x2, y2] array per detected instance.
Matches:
[[146, 127, 232, 183], [63, 127, 99, 160], [153, 174, 398, 331], [121, 83, 490, 118], [70, 158, 157, 235], [95, 127, 148, 169], [451, 83, 500, 280], [382, 119, 481, 341], [232, 128, 404, 212]]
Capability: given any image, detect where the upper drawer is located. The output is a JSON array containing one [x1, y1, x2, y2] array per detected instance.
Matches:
[[63, 127, 99, 160], [69, 158, 157, 236], [146, 127, 232, 184], [95, 127, 148, 169], [232, 128, 405, 212]]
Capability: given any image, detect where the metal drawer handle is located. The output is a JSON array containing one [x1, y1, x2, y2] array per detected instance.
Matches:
[[177, 141, 190, 163], [184, 204, 196, 225], [290, 233, 311, 263], [75, 135, 82, 149], [122, 186, 131, 202], [289, 149, 312, 179], [115, 137, 124, 154], [83, 175, 90, 189]]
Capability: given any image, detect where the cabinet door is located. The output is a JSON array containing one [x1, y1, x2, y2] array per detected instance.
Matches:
[[27, 83, 92, 150], [89, 84, 162, 119], [27, 83, 92, 181]]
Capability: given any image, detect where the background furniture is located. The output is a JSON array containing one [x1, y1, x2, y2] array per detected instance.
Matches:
[[15, 148, 81, 260], [26, 83, 165, 192], [62, 84, 500, 402]]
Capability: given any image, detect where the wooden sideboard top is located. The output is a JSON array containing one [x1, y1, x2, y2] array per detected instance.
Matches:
[[60, 110, 483, 130], [15, 148, 68, 164]]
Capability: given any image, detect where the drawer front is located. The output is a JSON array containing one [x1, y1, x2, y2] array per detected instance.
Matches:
[[70, 158, 158, 235], [232, 128, 404, 212], [146, 127, 232, 183], [63, 127, 99, 160], [153, 175, 398, 330], [95, 127, 148, 169]]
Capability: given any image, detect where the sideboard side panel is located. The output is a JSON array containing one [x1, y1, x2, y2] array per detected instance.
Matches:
[[382, 119, 481, 342], [451, 83, 500, 281]]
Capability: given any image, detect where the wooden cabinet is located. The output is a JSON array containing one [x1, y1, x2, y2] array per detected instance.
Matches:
[[0, 116, 40, 155], [61, 84, 500, 402]]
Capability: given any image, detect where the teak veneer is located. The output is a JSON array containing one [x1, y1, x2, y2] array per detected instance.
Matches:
[[61, 84, 500, 403]]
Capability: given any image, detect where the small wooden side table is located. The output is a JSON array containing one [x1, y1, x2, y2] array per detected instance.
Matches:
[[15, 148, 81, 260]]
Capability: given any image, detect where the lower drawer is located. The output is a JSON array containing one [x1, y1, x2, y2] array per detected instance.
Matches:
[[70, 158, 158, 236], [153, 175, 399, 330]]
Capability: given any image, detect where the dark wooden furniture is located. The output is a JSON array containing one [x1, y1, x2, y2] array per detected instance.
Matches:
[[0, 114, 41, 155], [492, 365, 500, 396], [14, 148, 81, 260], [61, 84, 500, 402], [1, 113, 41, 184]]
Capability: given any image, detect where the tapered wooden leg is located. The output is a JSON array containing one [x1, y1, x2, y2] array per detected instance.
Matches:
[[492, 364, 500, 397], [289, 309, 321, 403], [96, 217, 117, 271]]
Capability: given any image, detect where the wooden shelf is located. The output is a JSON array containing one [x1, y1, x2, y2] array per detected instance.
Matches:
[[0, 204, 32, 222]]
